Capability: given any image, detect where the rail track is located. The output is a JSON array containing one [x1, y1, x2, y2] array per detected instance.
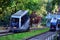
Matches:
[[26, 31, 56, 40], [0, 32, 13, 36]]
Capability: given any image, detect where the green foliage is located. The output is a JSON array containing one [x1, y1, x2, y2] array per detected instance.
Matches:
[[41, 16, 47, 26], [24, 0, 40, 11], [52, 0, 60, 6], [46, 0, 60, 12], [1, 0, 59, 26], [46, 3, 52, 12], [51, 0, 60, 10], [0, 0, 12, 7], [0, 0, 48, 25]]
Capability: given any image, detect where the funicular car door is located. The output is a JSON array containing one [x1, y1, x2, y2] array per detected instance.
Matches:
[[10, 18, 19, 29]]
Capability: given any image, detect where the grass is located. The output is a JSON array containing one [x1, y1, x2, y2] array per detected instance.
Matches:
[[0, 28, 49, 40]]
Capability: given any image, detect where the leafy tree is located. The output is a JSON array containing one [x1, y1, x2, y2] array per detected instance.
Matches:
[[46, 3, 52, 12], [51, 0, 60, 10], [0, 0, 47, 26], [0, 0, 12, 7]]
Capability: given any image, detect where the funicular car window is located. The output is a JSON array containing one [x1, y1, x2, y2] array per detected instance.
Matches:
[[11, 18, 19, 22], [11, 18, 19, 28], [21, 13, 29, 26]]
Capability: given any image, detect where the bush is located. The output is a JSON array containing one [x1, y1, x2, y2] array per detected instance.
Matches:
[[41, 16, 46, 26]]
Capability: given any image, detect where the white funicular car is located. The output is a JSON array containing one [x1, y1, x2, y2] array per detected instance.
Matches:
[[10, 10, 30, 32]]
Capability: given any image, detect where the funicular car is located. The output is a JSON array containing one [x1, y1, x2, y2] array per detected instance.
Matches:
[[50, 18, 57, 31], [9, 10, 30, 32]]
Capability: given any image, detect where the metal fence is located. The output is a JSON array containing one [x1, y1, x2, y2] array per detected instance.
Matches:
[[45, 33, 56, 40]]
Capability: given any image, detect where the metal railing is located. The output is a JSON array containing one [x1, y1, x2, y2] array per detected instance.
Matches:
[[45, 33, 56, 40]]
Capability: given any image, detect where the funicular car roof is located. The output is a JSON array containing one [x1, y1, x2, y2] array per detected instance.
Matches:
[[46, 13, 60, 19], [11, 10, 28, 18]]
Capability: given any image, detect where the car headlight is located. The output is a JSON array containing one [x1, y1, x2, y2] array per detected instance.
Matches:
[[13, 27, 17, 29]]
